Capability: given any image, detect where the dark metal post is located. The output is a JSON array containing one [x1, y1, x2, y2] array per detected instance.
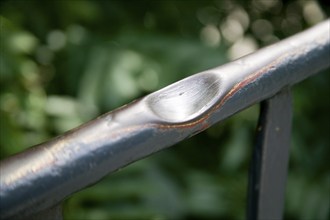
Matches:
[[247, 88, 292, 220]]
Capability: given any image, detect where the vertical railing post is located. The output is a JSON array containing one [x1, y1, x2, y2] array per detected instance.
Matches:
[[247, 88, 292, 220]]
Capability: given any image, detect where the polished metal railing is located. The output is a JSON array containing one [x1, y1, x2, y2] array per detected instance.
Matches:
[[1, 20, 329, 220]]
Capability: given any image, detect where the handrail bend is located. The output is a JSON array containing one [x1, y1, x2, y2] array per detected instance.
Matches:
[[0, 20, 329, 219]]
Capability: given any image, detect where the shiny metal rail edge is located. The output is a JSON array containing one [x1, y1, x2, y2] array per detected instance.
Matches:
[[0, 19, 329, 219]]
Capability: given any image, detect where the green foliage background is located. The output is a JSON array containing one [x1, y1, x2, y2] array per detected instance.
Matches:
[[0, 0, 329, 219]]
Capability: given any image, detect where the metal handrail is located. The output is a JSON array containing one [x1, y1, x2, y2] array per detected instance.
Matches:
[[1, 20, 329, 220]]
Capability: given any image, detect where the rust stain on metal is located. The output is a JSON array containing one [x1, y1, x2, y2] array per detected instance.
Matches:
[[154, 41, 313, 131], [155, 60, 277, 130]]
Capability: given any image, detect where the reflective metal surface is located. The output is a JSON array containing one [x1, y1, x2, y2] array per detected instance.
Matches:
[[0, 20, 329, 219]]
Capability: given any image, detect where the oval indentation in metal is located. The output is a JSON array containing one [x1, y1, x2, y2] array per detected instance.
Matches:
[[146, 74, 221, 123]]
